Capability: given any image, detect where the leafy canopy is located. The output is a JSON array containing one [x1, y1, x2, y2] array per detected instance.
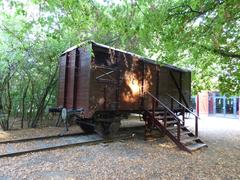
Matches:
[[0, 0, 239, 127]]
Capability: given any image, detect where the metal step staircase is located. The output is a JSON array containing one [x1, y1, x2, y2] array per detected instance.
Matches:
[[143, 92, 207, 153]]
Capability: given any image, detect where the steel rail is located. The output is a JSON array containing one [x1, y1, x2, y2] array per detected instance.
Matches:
[[0, 134, 133, 159], [0, 132, 86, 145]]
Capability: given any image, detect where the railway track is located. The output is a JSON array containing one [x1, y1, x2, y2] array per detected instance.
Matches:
[[0, 132, 86, 144], [0, 126, 144, 159]]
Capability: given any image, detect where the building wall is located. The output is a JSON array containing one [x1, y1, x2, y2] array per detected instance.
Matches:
[[196, 91, 240, 119], [198, 91, 209, 115]]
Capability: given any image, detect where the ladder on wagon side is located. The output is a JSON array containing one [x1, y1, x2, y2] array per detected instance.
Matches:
[[143, 91, 207, 153]]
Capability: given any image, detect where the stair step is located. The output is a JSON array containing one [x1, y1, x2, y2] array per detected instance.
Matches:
[[172, 131, 192, 136], [156, 119, 178, 124], [186, 143, 208, 151], [181, 137, 199, 144], [166, 120, 178, 125], [155, 115, 174, 119], [144, 107, 207, 153], [166, 125, 185, 131], [159, 119, 176, 123], [157, 120, 178, 124], [154, 112, 165, 116]]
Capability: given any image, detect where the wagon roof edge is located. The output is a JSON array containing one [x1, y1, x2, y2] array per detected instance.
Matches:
[[61, 41, 91, 54], [62, 40, 191, 73]]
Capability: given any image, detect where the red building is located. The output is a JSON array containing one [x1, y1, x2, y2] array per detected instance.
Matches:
[[196, 91, 239, 118]]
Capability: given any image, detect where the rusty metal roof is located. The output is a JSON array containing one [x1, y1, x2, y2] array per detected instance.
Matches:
[[62, 40, 191, 73]]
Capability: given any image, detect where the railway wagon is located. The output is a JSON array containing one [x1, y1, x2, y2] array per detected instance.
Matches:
[[56, 41, 191, 135]]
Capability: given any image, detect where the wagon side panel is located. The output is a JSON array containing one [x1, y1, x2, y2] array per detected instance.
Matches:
[[169, 70, 181, 104], [65, 50, 76, 109], [181, 71, 191, 107], [143, 62, 157, 110], [158, 67, 171, 108], [119, 55, 143, 111], [57, 54, 67, 107], [89, 45, 120, 113], [75, 46, 91, 116]]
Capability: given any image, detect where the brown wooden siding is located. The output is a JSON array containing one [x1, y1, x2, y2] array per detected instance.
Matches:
[[75, 47, 91, 115], [56, 41, 191, 118], [65, 50, 76, 108], [57, 54, 67, 107]]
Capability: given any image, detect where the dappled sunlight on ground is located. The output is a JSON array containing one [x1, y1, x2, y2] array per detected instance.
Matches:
[[0, 131, 10, 140], [0, 116, 240, 179], [0, 126, 82, 141]]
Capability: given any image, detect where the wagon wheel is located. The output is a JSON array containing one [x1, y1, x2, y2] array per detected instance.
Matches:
[[95, 121, 121, 137]]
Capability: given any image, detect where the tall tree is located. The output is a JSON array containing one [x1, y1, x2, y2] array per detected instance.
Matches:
[[0, 0, 239, 129]]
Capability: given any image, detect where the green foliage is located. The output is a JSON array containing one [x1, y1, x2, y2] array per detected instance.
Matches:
[[0, 0, 239, 128]]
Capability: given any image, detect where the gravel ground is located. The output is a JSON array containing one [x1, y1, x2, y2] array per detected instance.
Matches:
[[0, 116, 240, 179], [0, 126, 81, 142], [0, 134, 104, 155]]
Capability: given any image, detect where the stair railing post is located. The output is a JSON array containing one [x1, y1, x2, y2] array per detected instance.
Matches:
[[152, 97, 155, 117], [177, 121, 180, 141], [170, 97, 173, 111], [164, 109, 167, 127], [144, 113, 147, 138], [195, 116, 198, 137], [182, 107, 185, 126]]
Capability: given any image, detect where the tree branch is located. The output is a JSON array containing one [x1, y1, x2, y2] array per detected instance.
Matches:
[[169, 1, 224, 18], [203, 46, 240, 59]]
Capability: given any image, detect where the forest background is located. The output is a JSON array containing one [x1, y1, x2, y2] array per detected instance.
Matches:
[[0, 0, 239, 129]]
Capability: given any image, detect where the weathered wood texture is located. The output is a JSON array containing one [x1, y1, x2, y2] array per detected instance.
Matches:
[[56, 41, 191, 118]]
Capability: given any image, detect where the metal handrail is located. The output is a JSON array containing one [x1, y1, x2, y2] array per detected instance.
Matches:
[[167, 94, 199, 119], [145, 92, 178, 118], [167, 94, 198, 137], [145, 91, 182, 140]]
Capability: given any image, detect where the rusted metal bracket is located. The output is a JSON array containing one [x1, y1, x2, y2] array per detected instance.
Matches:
[[95, 66, 120, 86], [96, 70, 114, 80]]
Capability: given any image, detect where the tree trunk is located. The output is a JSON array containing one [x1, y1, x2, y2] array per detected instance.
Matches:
[[30, 65, 58, 128], [21, 79, 30, 129]]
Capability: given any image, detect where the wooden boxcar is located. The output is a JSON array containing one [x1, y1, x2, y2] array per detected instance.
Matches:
[[56, 41, 191, 135]]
